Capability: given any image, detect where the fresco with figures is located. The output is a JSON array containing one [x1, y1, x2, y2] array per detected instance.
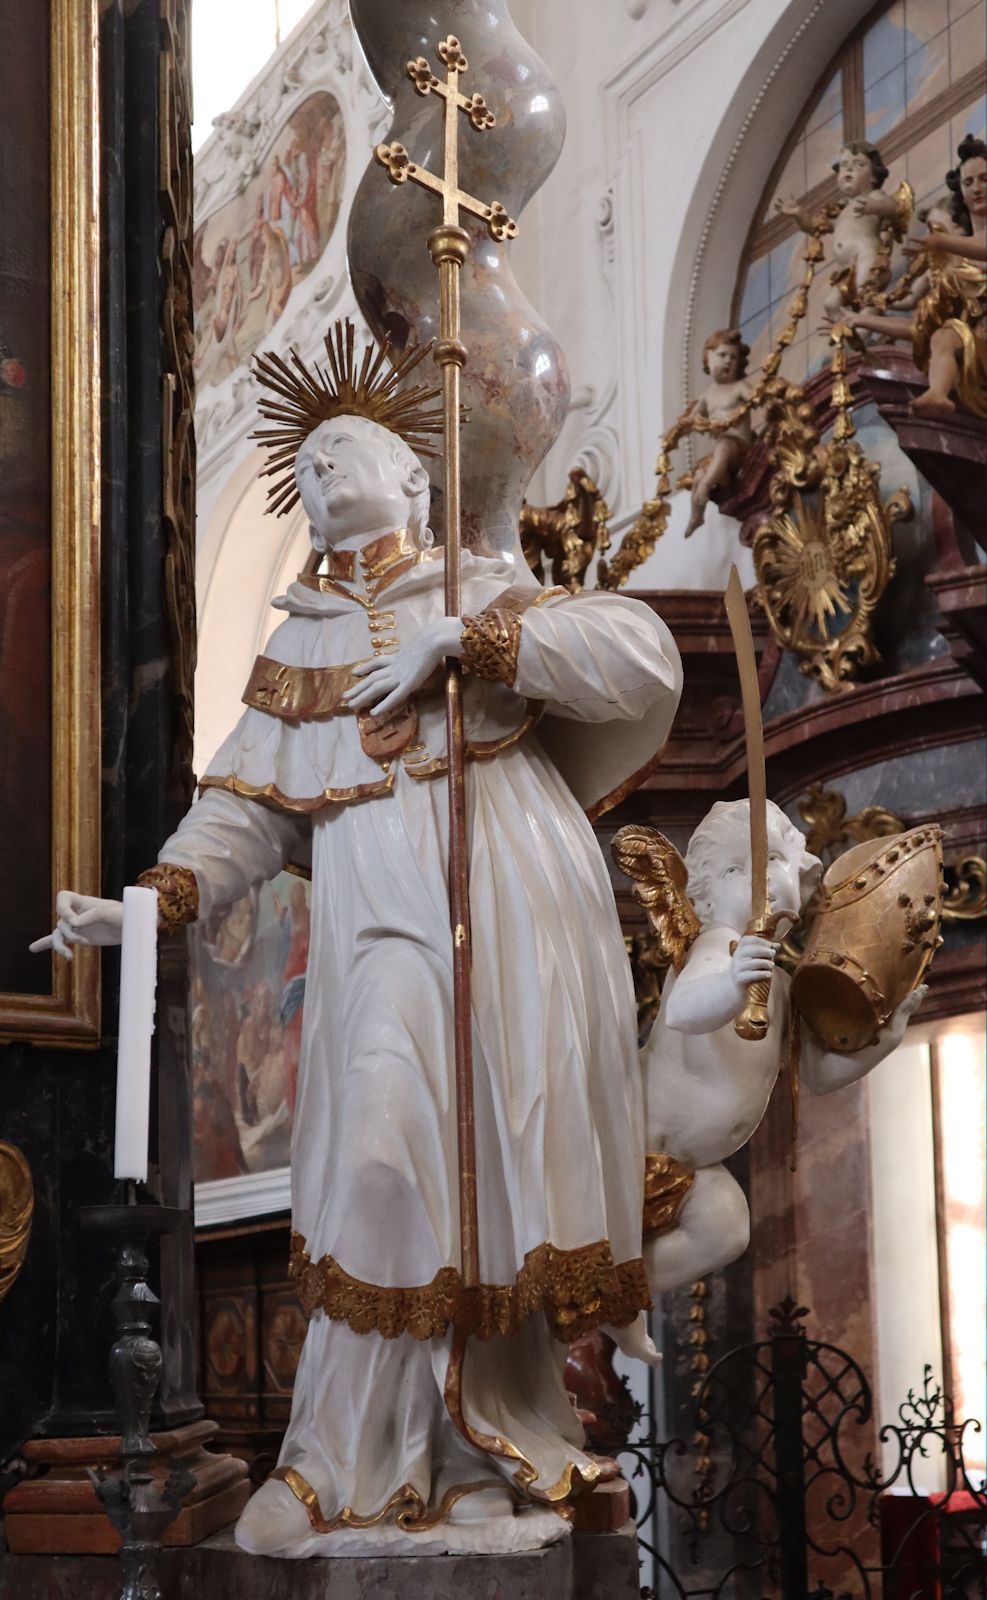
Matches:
[[190, 871, 310, 1184], [193, 90, 345, 390]]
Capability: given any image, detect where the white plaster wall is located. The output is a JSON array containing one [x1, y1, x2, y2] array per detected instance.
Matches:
[[867, 1039, 945, 1493]]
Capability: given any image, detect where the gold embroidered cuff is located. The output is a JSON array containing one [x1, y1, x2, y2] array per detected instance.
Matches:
[[460, 608, 522, 686], [135, 863, 200, 931]]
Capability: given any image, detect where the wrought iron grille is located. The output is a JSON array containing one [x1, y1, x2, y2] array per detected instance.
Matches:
[[619, 1298, 986, 1599]]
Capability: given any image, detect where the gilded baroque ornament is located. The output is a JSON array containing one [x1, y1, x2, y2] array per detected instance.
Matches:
[[752, 326, 911, 693], [0, 1142, 34, 1306], [795, 784, 986, 925], [519, 468, 611, 590]]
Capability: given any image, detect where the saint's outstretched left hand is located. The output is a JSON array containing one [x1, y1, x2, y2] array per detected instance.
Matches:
[[343, 616, 464, 717]]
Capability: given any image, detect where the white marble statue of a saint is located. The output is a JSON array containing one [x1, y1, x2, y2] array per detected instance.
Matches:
[[37, 357, 683, 1554]]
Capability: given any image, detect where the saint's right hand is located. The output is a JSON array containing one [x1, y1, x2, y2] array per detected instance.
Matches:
[[30, 891, 124, 961]]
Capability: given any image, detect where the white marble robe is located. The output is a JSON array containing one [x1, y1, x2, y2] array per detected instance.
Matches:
[[160, 549, 681, 1553]]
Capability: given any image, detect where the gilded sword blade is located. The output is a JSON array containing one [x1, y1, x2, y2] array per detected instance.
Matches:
[[724, 563, 772, 1040]]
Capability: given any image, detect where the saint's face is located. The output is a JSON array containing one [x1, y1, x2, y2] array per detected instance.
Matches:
[[836, 148, 877, 198], [296, 419, 413, 546], [708, 342, 740, 383], [960, 156, 987, 221]]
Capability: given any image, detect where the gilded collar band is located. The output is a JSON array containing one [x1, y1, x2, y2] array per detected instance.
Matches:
[[299, 530, 440, 601]]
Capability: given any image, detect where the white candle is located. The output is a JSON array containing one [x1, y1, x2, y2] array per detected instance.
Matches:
[[113, 886, 159, 1183]]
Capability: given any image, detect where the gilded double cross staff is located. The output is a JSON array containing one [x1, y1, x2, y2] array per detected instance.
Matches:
[[374, 43, 517, 1313]]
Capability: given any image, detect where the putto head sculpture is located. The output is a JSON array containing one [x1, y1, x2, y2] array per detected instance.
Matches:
[[700, 328, 750, 379], [831, 141, 890, 195], [251, 319, 447, 516]]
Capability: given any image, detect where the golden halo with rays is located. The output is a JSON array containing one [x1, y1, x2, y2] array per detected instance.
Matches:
[[251, 319, 452, 517]]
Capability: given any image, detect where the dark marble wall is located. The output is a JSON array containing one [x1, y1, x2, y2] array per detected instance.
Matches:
[[0, 0, 199, 1463]]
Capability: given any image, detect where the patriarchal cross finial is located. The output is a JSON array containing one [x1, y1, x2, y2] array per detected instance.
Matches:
[[374, 35, 518, 241]]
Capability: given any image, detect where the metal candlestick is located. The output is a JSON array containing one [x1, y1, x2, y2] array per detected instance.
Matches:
[[78, 1183, 194, 1600]]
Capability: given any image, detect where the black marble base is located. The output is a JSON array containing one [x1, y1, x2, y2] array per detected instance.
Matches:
[[1, 1524, 641, 1600]]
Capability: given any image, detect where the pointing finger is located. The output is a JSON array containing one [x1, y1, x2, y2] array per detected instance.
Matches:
[[52, 928, 73, 961], [29, 933, 55, 953]]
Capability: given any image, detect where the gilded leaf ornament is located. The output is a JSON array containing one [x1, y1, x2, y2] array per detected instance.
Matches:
[[612, 825, 701, 973], [0, 1142, 34, 1306]]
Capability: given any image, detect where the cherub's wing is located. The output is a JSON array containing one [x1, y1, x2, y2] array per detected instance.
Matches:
[[891, 179, 914, 239], [612, 824, 702, 973]]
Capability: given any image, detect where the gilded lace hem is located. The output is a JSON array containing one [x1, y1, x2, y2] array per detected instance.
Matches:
[[289, 1232, 651, 1344], [136, 863, 200, 930], [460, 609, 522, 685]]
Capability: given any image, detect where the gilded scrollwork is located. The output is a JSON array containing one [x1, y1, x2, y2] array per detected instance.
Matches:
[[941, 854, 987, 921], [519, 467, 611, 590], [0, 1143, 34, 1306], [752, 326, 911, 693]]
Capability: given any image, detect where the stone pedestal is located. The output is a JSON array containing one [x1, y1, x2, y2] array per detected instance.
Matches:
[[3, 1421, 250, 1554], [0, 1523, 641, 1600]]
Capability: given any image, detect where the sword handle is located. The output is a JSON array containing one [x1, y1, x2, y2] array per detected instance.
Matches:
[[735, 978, 771, 1041], [733, 911, 783, 1042]]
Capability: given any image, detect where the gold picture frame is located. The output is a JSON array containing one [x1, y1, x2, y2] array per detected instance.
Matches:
[[0, 0, 101, 1044]]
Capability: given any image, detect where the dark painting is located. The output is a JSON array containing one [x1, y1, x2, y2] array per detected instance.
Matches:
[[0, 1, 52, 997]]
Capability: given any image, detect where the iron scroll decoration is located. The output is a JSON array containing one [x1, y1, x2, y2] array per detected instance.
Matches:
[[619, 1298, 985, 1599]]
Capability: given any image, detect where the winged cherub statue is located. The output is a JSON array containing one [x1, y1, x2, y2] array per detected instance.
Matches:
[[33, 322, 683, 1557], [776, 142, 912, 319], [614, 800, 930, 1294]]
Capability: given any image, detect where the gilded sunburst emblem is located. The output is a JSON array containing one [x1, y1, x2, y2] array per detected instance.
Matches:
[[753, 441, 910, 694]]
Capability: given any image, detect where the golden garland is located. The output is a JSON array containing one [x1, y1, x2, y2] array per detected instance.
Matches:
[[597, 230, 826, 590]]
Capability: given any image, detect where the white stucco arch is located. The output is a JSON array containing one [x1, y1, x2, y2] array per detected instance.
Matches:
[[194, 449, 310, 776]]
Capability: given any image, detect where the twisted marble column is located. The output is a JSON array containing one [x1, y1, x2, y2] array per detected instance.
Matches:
[[348, 0, 568, 564]]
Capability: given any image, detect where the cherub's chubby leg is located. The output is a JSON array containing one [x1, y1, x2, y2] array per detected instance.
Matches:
[[822, 282, 847, 320], [912, 324, 963, 417], [684, 441, 736, 539], [642, 1164, 750, 1295]]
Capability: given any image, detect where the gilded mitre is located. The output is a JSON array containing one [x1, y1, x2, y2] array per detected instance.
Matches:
[[791, 825, 943, 1052]]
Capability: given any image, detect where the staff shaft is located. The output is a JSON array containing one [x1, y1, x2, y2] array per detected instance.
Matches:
[[429, 225, 478, 1290]]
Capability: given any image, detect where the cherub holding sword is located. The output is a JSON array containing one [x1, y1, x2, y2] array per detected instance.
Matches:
[[615, 567, 935, 1299]]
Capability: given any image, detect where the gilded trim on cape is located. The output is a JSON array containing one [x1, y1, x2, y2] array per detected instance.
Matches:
[[199, 770, 397, 812], [273, 1465, 518, 1535], [585, 735, 672, 825], [442, 1324, 600, 1510], [199, 706, 543, 813], [289, 1231, 651, 1344], [136, 863, 200, 930], [643, 1152, 696, 1237]]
